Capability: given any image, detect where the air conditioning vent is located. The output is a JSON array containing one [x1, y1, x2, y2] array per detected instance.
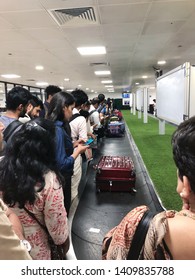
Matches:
[[49, 7, 99, 27]]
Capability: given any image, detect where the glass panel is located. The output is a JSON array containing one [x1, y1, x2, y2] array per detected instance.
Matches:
[[0, 82, 6, 111]]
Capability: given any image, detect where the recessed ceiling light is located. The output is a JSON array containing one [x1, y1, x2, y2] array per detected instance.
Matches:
[[64, 78, 70, 82], [77, 46, 106, 56], [36, 82, 48, 86], [101, 80, 113, 84], [142, 76, 148, 79], [135, 82, 140, 85], [157, 60, 166, 65], [1, 74, 21, 79], [94, 70, 111, 75], [35, 65, 44, 70], [78, 84, 82, 87]]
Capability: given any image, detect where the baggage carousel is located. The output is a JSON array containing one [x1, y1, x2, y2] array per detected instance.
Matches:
[[67, 125, 164, 260]]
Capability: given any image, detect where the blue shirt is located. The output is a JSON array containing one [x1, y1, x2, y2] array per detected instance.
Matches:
[[54, 120, 74, 174]]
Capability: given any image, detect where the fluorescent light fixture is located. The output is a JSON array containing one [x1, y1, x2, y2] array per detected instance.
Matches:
[[64, 78, 70, 82], [135, 82, 140, 85], [86, 88, 89, 90], [105, 85, 113, 88], [66, 89, 74, 92], [101, 80, 113, 84], [1, 74, 21, 79], [77, 46, 106, 55], [36, 82, 48, 86], [35, 65, 44, 70], [94, 70, 111, 76], [78, 84, 82, 87], [142, 76, 148, 79], [157, 60, 166, 65]]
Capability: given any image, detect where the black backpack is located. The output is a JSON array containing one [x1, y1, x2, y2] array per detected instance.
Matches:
[[3, 120, 22, 142]]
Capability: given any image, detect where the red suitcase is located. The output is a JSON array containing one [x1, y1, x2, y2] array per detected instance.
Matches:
[[95, 156, 136, 192]]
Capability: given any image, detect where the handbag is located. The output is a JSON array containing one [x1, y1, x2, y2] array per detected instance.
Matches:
[[127, 210, 155, 259], [23, 207, 65, 260]]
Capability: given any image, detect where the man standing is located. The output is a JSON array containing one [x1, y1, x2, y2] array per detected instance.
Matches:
[[19, 95, 43, 123], [39, 85, 61, 118], [0, 86, 32, 128], [69, 88, 89, 202]]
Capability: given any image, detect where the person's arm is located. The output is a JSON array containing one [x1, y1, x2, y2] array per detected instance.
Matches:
[[5, 207, 25, 240], [43, 173, 70, 255], [77, 116, 88, 140], [0, 122, 5, 152], [0, 199, 32, 259], [55, 126, 75, 172]]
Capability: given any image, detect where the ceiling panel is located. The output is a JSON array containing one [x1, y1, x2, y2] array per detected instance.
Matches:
[[0, 0, 195, 96]]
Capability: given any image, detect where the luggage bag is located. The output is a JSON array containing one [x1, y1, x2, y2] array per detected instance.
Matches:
[[95, 156, 136, 192], [106, 121, 125, 137]]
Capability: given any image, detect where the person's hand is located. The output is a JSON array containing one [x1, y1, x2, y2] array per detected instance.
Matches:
[[77, 143, 89, 154], [73, 138, 85, 147], [91, 133, 96, 139]]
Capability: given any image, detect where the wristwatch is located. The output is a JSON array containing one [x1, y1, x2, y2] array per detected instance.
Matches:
[[20, 239, 32, 252]]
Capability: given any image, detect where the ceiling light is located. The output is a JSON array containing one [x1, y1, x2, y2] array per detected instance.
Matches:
[[36, 82, 48, 86], [101, 80, 113, 84], [1, 74, 21, 79], [157, 60, 166, 65], [94, 70, 111, 75], [64, 78, 70, 82], [135, 82, 140, 85], [77, 46, 106, 56], [105, 85, 113, 88], [35, 65, 44, 70], [142, 76, 148, 79]]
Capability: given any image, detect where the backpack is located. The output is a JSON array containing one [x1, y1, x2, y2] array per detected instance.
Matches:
[[102, 205, 153, 260], [3, 120, 22, 142], [69, 113, 81, 123]]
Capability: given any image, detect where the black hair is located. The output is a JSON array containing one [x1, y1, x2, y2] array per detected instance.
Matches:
[[98, 93, 105, 102], [172, 116, 195, 193], [79, 109, 90, 119], [91, 97, 100, 105], [29, 95, 44, 110], [6, 86, 32, 110], [45, 85, 61, 100], [71, 88, 88, 107], [47, 91, 75, 122], [0, 118, 61, 208]]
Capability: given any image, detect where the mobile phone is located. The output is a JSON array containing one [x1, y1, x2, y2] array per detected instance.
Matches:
[[85, 138, 94, 145]]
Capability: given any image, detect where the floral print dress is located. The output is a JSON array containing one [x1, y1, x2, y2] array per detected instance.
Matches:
[[13, 171, 69, 260]]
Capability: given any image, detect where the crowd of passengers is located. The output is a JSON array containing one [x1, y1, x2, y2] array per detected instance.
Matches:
[[1, 85, 195, 260], [0, 85, 114, 259]]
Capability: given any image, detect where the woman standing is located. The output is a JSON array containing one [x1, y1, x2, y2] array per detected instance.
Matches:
[[0, 118, 69, 259], [47, 91, 88, 215]]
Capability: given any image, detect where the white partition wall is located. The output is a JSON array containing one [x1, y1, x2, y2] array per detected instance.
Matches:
[[136, 88, 144, 111], [156, 62, 195, 125]]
